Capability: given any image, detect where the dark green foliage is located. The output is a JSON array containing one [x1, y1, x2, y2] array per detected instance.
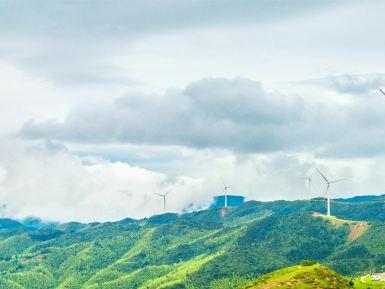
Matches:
[[147, 213, 180, 224], [300, 260, 317, 266], [29, 229, 63, 241]]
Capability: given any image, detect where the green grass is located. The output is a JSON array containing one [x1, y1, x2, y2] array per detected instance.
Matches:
[[354, 274, 385, 288], [239, 264, 353, 289]]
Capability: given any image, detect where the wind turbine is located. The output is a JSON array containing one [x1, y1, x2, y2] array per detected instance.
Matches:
[[304, 173, 313, 194], [379, 88, 385, 96], [222, 182, 230, 208], [155, 192, 170, 213], [316, 169, 347, 216]]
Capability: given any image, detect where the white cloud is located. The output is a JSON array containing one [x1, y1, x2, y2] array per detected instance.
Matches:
[[19, 77, 385, 158], [0, 139, 384, 222], [300, 74, 385, 95], [0, 139, 206, 222]]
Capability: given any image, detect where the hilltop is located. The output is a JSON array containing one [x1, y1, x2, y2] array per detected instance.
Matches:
[[239, 263, 353, 289], [238, 263, 385, 289], [0, 198, 385, 288], [312, 212, 369, 240]]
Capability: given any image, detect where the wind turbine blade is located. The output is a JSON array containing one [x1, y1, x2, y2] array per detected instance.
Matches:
[[165, 191, 171, 196], [329, 178, 348, 184], [379, 88, 385, 96], [316, 169, 329, 183], [155, 193, 163, 197]]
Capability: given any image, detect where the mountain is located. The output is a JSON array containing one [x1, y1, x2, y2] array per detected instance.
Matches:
[[1, 199, 385, 288], [238, 263, 353, 289], [334, 194, 385, 203], [19, 217, 58, 230], [0, 218, 27, 231]]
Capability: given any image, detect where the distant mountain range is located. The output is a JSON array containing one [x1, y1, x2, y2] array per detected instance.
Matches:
[[334, 194, 385, 203], [1, 195, 385, 288]]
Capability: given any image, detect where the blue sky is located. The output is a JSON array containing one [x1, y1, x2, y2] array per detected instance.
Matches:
[[0, 1, 385, 222]]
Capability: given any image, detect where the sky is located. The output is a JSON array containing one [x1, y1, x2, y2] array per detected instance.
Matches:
[[1, 0, 385, 222]]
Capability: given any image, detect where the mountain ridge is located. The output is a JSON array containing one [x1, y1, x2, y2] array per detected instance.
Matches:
[[0, 197, 385, 288]]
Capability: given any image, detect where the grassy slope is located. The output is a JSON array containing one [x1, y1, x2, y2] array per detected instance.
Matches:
[[238, 264, 385, 289], [354, 274, 385, 289], [239, 264, 352, 289]]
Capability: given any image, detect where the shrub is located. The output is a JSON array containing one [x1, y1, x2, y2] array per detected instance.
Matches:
[[300, 260, 316, 266]]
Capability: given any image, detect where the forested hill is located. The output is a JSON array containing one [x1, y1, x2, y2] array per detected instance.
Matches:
[[1, 199, 385, 288]]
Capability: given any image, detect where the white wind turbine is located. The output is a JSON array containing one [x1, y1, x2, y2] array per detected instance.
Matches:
[[222, 182, 230, 208], [304, 173, 313, 194], [316, 169, 347, 216], [155, 191, 171, 213]]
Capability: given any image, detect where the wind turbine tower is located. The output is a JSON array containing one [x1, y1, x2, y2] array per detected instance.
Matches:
[[304, 175, 312, 194], [155, 192, 170, 213], [317, 169, 347, 216], [223, 183, 230, 208]]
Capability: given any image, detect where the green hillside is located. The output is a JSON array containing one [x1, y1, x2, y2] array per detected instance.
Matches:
[[238, 263, 385, 289], [238, 263, 353, 289], [0, 199, 385, 288]]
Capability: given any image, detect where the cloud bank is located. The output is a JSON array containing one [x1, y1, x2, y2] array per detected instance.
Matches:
[[1, 138, 385, 223], [0, 140, 206, 222], [20, 77, 385, 157]]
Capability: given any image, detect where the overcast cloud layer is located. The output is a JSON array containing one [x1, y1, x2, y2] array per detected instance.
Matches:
[[1, 1, 385, 222], [20, 76, 385, 157]]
